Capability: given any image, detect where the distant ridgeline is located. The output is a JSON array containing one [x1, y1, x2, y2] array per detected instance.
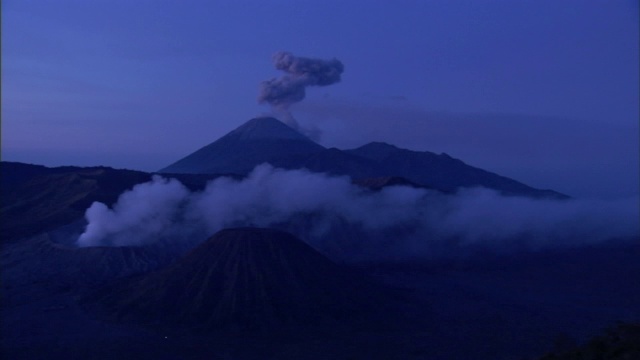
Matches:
[[0, 162, 221, 243], [160, 117, 567, 199]]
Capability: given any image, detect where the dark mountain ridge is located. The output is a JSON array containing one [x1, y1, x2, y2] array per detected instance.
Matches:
[[159, 117, 567, 198], [347, 142, 564, 197], [0, 164, 151, 243], [0, 162, 226, 243]]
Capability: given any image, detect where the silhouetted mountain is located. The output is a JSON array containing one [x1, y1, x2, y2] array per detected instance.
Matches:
[[0, 164, 152, 243], [86, 228, 390, 332], [0, 162, 225, 243], [160, 117, 567, 198], [160, 117, 325, 174], [346, 142, 567, 198], [1, 162, 67, 194]]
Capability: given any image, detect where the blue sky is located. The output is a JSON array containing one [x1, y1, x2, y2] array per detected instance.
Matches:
[[2, 0, 638, 198]]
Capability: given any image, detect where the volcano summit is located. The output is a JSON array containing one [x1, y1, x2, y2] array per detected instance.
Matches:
[[160, 117, 324, 175]]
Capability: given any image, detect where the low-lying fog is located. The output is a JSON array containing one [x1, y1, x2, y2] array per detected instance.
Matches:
[[76, 164, 639, 262]]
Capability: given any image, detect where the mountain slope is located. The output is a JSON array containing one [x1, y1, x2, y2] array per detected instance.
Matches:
[[85, 228, 390, 332], [300, 147, 382, 179], [160, 117, 325, 174], [347, 142, 567, 198], [1, 233, 171, 297]]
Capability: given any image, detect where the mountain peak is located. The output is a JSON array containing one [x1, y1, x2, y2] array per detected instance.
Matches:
[[225, 117, 312, 142], [159, 117, 324, 174]]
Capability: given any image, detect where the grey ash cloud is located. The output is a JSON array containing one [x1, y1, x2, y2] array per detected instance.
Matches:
[[258, 52, 344, 130]]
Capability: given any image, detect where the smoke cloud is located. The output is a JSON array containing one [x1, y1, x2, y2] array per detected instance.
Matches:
[[78, 176, 189, 247], [77, 165, 639, 262], [258, 51, 344, 131]]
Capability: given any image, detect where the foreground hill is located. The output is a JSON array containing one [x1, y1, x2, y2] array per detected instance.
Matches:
[[85, 228, 393, 332], [2, 227, 638, 359], [1, 233, 171, 300], [159, 117, 567, 198]]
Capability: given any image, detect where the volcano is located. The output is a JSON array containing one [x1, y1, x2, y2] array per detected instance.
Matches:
[[159, 117, 566, 198], [86, 228, 388, 332], [160, 117, 325, 175]]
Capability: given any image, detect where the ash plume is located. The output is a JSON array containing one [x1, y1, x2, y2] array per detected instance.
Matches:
[[258, 51, 344, 131], [76, 165, 639, 262]]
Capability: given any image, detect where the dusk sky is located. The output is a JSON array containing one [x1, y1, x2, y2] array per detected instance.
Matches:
[[2, 0, 638, 198]]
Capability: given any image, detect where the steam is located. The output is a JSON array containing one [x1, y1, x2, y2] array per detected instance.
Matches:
[[77, 165, 639, 261], [78, 176, 189, 247], [258, 51, 344, 132]]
